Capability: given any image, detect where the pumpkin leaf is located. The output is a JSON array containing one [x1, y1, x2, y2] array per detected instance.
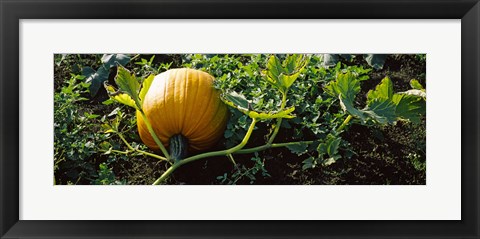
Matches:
[[364, 54, 388, 70], [264, 54, 308, 93], [338, 95, 368, 122], [339, 95, 396, 125], [364, 98, 397, 124], [366, 76, 393, 104], [114, 65, 142, 109], [221, 90, 251, 112], [104, 82, 137, 109], [83, 66, 110, 97], [101, 54, 131, 69], [392, 93, 426, 123], [325, 71, 360, 104], [139, 74, 155, 102]]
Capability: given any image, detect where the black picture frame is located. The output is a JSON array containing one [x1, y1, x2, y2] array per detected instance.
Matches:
[[1, 0, 479, 238]]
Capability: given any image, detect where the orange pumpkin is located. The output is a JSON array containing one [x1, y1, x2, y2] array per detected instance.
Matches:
[[137, 68, 228, 159]]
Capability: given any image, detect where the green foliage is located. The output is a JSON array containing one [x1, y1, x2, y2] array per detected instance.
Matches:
[[93, 163, 126, 185], [54, 74, 109, 184], [326, 72, 426, 125], [216, 153, 270, 184]]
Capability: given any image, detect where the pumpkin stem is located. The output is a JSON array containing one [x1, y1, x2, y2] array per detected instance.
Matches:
[[169, 134, 188, 161]]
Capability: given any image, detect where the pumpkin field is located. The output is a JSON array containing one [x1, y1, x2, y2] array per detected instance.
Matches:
[[54, 54, 426, 185]]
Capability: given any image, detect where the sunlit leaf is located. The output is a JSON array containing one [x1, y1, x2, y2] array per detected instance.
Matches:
[[367, 76, 393, 103], [392, 94, 426, 123], [115, 65, 141, 109], [325, 71, 361, 104], [139, 74, 155, 102], [410, 79, 424, 91], [104, 82, 137, 109]]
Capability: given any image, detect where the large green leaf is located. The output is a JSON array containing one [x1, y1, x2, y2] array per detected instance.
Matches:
[[325, 71, 361, 104], [264, 54, 308, 92], [83, 66, 109, 97], [365, 98, 397, 124], [114, 66, 141, 109], [265, 55, 284, 88], [392, 94, 426, 123], [340, 95, 396, 124], [367, 76, 393, 103], [338, 95, 368, 122], [102, 54, 131, 68], [364, 54, 388, 70]]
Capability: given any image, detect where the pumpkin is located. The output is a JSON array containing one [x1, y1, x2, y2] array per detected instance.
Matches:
[[136, 68, 229, 160]]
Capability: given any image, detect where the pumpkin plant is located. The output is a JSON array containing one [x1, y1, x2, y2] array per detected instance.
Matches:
[[102, 54, 426, 185]]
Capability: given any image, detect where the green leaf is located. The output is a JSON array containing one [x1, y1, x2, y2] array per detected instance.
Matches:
[[392, 94, 426, 123], [367, 76, 393, 103], [326, 136, 341, 157], [83, 66, 109, 97], [365, 98, 397, 124], [101, 54, 131, 68], [340, 95, 396, 124], [264, 54, 308, 92], [114, 66, 141, 109], [325, 71, 360, 104], [265, 55, 283, 88], [284, 54, 308, 73], [286, 142, 309, 156], [104, 82, 137, 109], [410, 79, 424, 90], [221, 91, 251, 112], [139, 74, 155, 102], [338, 95, 368, 122], [364, 54, 388, 70], [302, 157, 317, 170]]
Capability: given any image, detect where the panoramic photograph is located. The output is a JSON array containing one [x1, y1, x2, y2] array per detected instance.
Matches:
[[54, 54, 426, 185]]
